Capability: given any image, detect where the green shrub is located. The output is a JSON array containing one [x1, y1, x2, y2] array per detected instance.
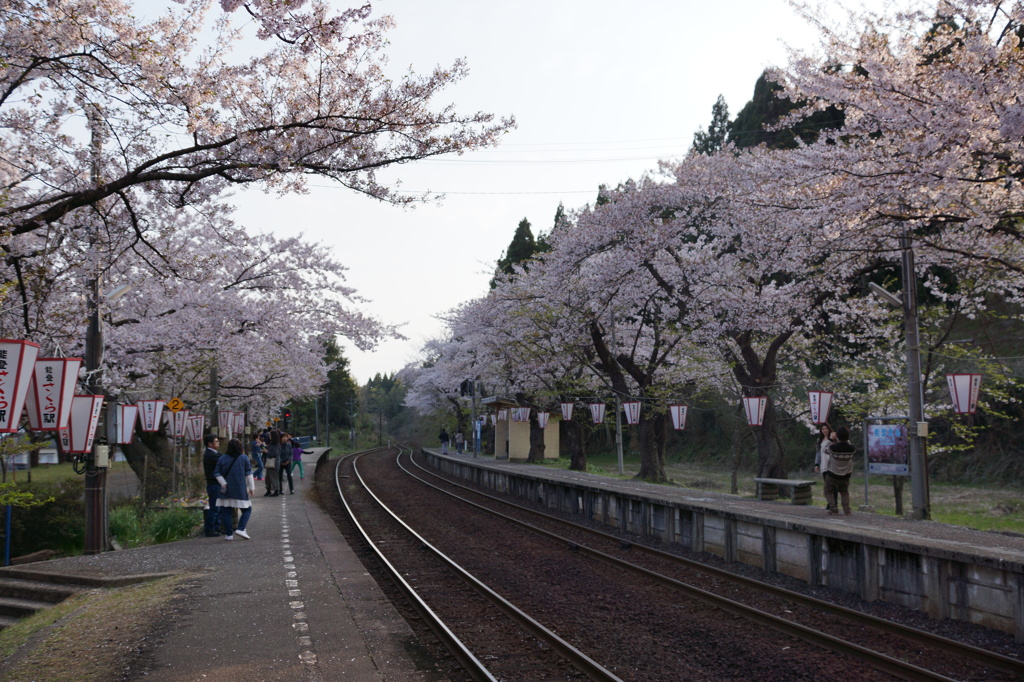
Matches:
[[144, 506, 201, 544], [108, 505, 145, 548], [4, 479, 85, 557]]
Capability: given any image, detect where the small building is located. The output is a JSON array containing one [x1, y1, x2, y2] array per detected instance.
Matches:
[[482, 396, 560, 462]]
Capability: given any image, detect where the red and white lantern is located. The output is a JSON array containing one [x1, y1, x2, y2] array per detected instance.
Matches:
[[0, 340, 40, 433], [497, 409, 508, 422], [743, 396, 768, 426], [589, 403, 606, 424], [808, 391, 833, 425], [623, 401, 641, 425], [511, 407, 530, 422], [947, 373, 982, 414], [233, 411, 245, 434], [172, 409, 190, 438], [189, 415, 206, 442], [116, 404, 139, 444], [218, 409, 234, 434], [59, 395, 105, 454], [138, 400, 164, 432], [25, 357, 82, 431], [536, 412, 550, 428], [670, 404, 688, 431], [489, 414, 496, 427], [560, 402, 574, 421]]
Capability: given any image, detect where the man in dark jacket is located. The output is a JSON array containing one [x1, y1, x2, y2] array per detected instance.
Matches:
[[203, 434, 222, 536]]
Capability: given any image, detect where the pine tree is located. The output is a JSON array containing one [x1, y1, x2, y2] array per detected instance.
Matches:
[[691, 95, 730, 155], [492, 218, 538, 287]]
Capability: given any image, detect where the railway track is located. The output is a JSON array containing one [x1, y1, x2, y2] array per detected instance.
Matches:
[[333, 447, 622, 681], [399, 449, 1024, 681], [332, 446, 1024, 680]]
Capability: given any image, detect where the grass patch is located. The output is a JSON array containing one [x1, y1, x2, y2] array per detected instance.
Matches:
[[1, 461, 136, 486], [0, 574, 191, 681]]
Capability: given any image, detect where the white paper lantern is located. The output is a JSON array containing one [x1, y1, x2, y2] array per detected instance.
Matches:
[[138, 400, 165, 432], [743, 396, 768, 426], [808, 391, 833, 425], [189, 415, 206, 442], [560, 402, 574, 421], [233, 411, 245, 434], [589, 403, 606, 424], [59, 395, 104, 454], [218, 409, 234, 435], [536, 412, 550, 428], [947, 374, 982, 414], [669, 405, 688, 431], [116, 404, 139, 444], [173, 409, 190, 438], [497, 409, 508, 422], [623, 401, 641, 425], [511, 407, 530, 422], [0, 340, 40, 433], [489, 414, 496, 427], [25, 357, 82, 431]]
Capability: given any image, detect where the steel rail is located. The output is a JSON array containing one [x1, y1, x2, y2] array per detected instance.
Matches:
[[346, 447, 623, 682], [408, 451, 1024, 677], [332, 447, 497, 682], [398, 451, 979, 682]]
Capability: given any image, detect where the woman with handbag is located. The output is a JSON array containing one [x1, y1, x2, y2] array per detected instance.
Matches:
[[263, 430, 282, 497]]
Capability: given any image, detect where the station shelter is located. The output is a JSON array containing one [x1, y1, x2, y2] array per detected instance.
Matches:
[[482, 396, 560, 462]]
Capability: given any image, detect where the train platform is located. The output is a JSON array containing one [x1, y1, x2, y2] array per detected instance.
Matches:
[[430, 448, 1024, 565], [4, 450, 433, 681], [424, 448, 1024, 638]]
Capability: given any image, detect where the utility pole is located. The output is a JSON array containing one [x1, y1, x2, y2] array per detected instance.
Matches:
[[901, 231, 930, 520], [83, 103, 108, 555]]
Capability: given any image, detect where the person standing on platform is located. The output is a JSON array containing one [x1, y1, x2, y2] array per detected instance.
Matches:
[[215, 438, 255, 540], [824, 425, 856, 515], [454, 431, 464, 455], [250, 434, 265, 480], [279, 433, 295, 494], [439, 428, 450, 454], [291, 437, 310, 480], [813, 423, 837, 511], [263, 430, 282, 497], [202, 434, 222, 537]]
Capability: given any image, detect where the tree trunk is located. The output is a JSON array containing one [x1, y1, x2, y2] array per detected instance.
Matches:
[[635, 411, 668, 482], [563, 418, 587, 471], [121, 430, 175, 503], [754, 407, 786, 479]]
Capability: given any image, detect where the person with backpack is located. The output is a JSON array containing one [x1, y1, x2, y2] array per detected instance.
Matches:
[[824, 425, 856, 516]]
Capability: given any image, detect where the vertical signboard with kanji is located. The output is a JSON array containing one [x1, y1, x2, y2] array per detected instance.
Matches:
[[0, 340, 40, 432]]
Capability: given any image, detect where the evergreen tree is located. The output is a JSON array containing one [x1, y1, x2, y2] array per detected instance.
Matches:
[[492, 218, 538, 287], [729, 70, 844, 149], [691, 95, 730, 155], [288, 336, 358, 438]]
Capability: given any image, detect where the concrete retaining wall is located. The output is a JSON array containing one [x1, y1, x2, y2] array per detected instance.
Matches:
[[422, 450, 1024, 640]]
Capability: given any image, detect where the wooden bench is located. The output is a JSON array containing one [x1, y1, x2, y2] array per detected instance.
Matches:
[[754, 478, 816, 505]]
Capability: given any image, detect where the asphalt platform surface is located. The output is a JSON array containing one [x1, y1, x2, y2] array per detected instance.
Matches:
[[23, 451, 437, 681]]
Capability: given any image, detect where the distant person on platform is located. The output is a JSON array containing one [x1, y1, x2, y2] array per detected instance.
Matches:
[[215, 438, 255, 540], [824, 425, 856, 516], [291, 437, 311, 480], [454, 431, 464, 454], [250, 434, 265, 480], [203, 434, 222, 537], [439, 428, 450, 454], [813, 423, 837, 511]]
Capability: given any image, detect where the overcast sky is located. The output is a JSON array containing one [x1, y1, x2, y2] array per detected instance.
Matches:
[[231, 0, 883, 384]]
